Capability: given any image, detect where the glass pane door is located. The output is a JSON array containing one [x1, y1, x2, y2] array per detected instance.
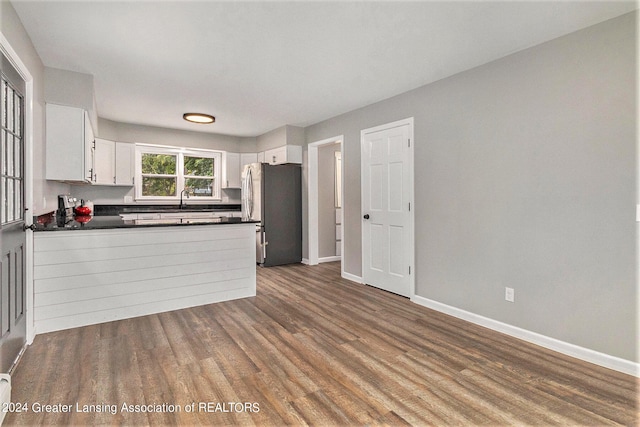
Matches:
[[1, 75, 24, 224]]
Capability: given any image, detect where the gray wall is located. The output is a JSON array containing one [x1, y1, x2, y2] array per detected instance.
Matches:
[[97, 118, 250, 152], [1, 0, 70, 216], [256, 125, 287, 152], [256, 124, 305, 151], [44, 67, 98, 132], [305, 12, 637, 362], [318, 142, 340, 258]]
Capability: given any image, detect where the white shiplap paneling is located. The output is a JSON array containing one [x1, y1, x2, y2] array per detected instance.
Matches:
[[33, 224, 256, 333]]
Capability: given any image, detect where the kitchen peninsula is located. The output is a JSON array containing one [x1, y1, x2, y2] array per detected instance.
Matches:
[[32, 207, 258, 334]]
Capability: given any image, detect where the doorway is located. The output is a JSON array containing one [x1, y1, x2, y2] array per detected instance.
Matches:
[[0, 33, 34, 375], [307, 135, 343, 272], [361, 118, 414, 297]]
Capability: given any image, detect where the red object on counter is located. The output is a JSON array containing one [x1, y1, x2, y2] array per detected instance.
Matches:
[[74, 206, 92, 215], [74, 215, 92, 223]]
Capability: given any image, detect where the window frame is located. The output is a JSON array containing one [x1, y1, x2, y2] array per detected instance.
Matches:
[[1, 73, 25, 225], [134, 144, 222, 201]]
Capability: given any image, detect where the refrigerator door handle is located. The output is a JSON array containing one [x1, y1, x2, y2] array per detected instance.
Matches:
[[248, 169, 253, 218], [241, 165, 254, 221], [246, 167, 253, 219], [263, 231, 267, 260]]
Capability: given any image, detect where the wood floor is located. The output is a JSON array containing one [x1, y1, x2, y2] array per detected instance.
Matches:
[[5, 262, 638, 426]]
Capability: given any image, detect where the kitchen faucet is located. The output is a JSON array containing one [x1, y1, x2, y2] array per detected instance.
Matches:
[[180, 188, 190, 210]]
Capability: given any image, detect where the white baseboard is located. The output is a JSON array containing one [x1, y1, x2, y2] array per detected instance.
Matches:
[[303, 257, 340, 265], [319, 256, 341, 263], [342, 271, 363, 284], [411, 295, 639, 378]]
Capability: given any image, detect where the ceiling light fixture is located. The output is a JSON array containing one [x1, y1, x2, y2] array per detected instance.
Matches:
[[183, 113, 215, 124]]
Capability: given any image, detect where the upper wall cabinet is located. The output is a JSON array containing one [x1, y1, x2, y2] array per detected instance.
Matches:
[[45, 103, 95, 183], [115, 142, 135, 186], [93, 138, 115, 185], [264, 145, 302, 165], [94, 139, 135, 186], [46, 103, 135, 187], [223, 152, 258, 189], [222, 152, 241, 189]]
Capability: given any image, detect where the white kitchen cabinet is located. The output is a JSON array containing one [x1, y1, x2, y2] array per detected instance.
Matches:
[[94, 138, 115, 185], [240, 152, 258, 167], [223, 152, 241, 189], [115, 142, 135, 186], [45, 103, 95, 182], [264, 145, 302, 165], [94, 140, 135, 186]]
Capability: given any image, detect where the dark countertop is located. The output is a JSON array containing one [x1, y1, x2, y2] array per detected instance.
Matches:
[[34, 214, 257, 232], [94, 204, 241, 216]]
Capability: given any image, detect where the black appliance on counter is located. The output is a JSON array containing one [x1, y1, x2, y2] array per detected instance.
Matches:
[[58, 194, 80, 223]]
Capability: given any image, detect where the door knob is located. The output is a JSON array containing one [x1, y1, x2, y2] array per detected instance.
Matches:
[[23, 223, 36, 231], [363, 214, 370, 220]]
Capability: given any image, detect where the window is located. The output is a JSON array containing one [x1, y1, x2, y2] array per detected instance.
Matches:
[[135, 145, 221, 201], [1, 73, 24, 224]]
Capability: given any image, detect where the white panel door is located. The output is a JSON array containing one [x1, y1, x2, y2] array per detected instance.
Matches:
[[361, 119, 413, 297]]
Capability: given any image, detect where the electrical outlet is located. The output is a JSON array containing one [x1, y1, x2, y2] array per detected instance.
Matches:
[[124, 196, 133, 203], [505, 287, 515, 303]]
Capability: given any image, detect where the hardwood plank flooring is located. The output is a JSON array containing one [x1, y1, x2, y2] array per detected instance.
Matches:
[[4, 262, 638, 426]]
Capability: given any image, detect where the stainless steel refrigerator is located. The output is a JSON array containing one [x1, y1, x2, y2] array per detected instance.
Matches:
[[241, 162, 302, 266]]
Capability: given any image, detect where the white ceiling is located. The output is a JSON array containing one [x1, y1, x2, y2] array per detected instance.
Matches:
[[11, 1, 638, 137]]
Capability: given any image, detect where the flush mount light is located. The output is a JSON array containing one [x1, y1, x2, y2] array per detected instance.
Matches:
[[183, 113, 215, 124]]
